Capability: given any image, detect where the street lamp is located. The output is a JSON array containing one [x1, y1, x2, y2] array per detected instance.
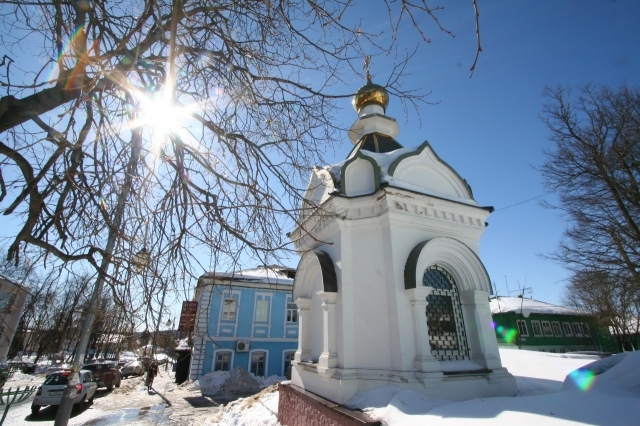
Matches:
[[132, 247, 151, 273]]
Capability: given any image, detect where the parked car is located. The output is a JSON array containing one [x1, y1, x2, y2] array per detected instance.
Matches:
[[82, 361, 121, 390], [31, 370, 97, 415], [121, 360, 145, 378], [45, 363, 73, 376]]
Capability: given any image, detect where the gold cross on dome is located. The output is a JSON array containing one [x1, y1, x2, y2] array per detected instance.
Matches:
[[363, 56, 371, 81]]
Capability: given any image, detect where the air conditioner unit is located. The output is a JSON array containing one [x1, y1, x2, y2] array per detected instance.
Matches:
[[236, 341, 250, 352]]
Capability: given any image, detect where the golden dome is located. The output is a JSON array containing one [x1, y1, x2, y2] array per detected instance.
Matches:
[[352, 79, 389, 113]]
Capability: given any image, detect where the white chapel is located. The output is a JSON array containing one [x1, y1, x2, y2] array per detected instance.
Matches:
[[288, 75, 518, 404]]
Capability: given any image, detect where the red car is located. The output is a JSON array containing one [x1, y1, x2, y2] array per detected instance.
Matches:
[[81, 362, 122, 391]]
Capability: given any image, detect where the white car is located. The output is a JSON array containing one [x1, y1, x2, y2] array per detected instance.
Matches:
[[121, 360, 145, 378], [31, 370, 97, 415]]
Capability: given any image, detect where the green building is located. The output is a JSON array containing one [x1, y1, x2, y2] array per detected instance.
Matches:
[[490, 296, 616, 353]]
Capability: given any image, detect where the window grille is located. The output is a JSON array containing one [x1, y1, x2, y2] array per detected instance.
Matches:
[[423, 266, 469, 361]]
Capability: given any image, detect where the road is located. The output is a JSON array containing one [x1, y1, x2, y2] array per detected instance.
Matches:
[[3, 372, 221, 426]]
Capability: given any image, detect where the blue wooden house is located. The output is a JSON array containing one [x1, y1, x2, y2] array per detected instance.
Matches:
[[189, 266, 298, 379]]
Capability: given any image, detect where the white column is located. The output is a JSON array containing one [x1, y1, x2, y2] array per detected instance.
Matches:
[[459, 290, 502, 369], [294, 297, 311, 363], [316, 291, 338, 378], [406, 287, 440, 372]]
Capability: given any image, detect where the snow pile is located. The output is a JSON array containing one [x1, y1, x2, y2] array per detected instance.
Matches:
[[561, 351, 640, 397], [205, 384, 280, 426], [4, 371, 38, 383], [227, 349, 640, 426], [113, 376, 145, 394], [196, 367, 263, 396]]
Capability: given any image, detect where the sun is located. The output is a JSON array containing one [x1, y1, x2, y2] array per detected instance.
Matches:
[[130, 89, 193, 153]]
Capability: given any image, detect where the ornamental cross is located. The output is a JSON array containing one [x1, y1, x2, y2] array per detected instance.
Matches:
[[363, 56, 371, 81]]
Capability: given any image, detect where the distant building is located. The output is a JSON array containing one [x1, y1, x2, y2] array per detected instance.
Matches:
[[0, 273, 31, 362], [490, 296, 616, 353], [190, 266, 298, 380]]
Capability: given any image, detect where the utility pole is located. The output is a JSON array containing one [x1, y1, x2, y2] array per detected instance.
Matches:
[[510, 285, 532, 350], [54, 129, 143, 426]]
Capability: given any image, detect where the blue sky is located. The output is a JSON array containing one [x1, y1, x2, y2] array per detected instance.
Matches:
[[328, 0, 640, 304], [2, 1, 639, 311]]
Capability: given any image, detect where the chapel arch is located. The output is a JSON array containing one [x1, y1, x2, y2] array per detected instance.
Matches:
[[291, 251, 339, 376]]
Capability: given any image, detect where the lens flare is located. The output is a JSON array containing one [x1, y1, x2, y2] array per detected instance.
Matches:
[[493, 322, 518, 344], [568, 368, 596, 391]]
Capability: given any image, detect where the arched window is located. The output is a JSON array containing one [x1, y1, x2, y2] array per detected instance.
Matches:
[[423, 265, 469, 361]]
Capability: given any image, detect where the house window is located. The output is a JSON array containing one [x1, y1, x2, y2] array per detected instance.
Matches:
[[541, 321, 553, 336], [255, 300, 270, 323], [222, 298, 237, 320], [250, 351, 266, 377], [286, 302, 298, 323], [516, 320, 529, 337], [581, 323, 590, 337], [214, 351, 232, 371], [531, 321, 543, 337], [423, 266, 469, 361], [552, 321, 563, 336], [283, 351, 295, 376], [562, 322, 573, 336], [0, 291, 17, 313], [571, 323, 583, 337]]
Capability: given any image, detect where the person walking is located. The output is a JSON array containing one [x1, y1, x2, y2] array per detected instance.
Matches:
[[147, 360, 159, 390]]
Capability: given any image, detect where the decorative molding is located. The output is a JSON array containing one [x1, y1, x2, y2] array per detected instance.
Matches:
[[340, 151, 380, 196], [390, 200, 484, 228], [388, 140, 474, 199]]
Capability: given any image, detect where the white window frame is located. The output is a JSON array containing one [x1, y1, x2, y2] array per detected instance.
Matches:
[[222, 298, 238, 321], [531, 320, 543, 337], [541, 321, 553, 337], [516, 320, 529, 337], [551, 321, 563, 337], [218, 290, 241, 324], [255, 299, 270, 323], [580, 323, 591, 337], [571, 323, 583, 337], [562, 322, 573, 337], [212, 349, 234, 372], [248, 349, 268, 377], [282, 350, 296, 376], [285, 296, 298, 324]]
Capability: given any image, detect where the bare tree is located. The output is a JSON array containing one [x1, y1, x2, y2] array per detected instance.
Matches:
[[0, 1, 481, 279], [541, 85, 640, 350]]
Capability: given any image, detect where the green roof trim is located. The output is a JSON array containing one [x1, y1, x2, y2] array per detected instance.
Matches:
[[315, 250, 338, 293], [387, 140, 474, 199], [404, 238, 492, 290], [404, 241, 430, 290], [293, 250, 338, 294], [340, 151, 380, 195]]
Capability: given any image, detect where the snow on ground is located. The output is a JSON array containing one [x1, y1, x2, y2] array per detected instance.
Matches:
[[211, 348, 640, 426], [189, 367, 285, 396], [204, 385, 280, 426]]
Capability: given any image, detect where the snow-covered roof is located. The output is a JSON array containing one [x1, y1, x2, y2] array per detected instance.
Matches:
[[0, 272, 31, 293], [321, 142, 478, 206], [204, 266, 294, 286], [490, 296, 581, 316]]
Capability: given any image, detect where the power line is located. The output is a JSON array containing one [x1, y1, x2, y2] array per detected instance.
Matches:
[[494, 192, 552, 212]]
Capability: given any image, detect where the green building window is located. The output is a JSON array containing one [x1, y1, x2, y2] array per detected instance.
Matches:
[[517, 320, 529, 337]]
